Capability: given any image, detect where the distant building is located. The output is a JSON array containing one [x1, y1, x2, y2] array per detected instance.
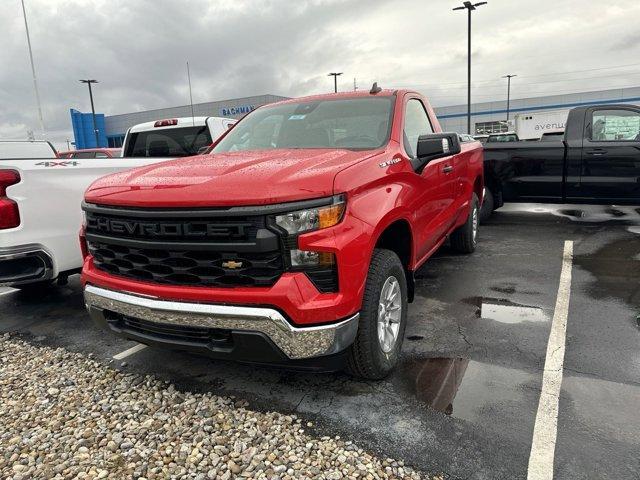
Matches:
[[434, 86, 640, 136], [70, 87, 640, 148], [102, 94, 288, 147], [70, 109, 107, 149]]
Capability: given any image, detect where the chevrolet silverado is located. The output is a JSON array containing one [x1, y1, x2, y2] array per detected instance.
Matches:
[[81, 88, 484, 379]]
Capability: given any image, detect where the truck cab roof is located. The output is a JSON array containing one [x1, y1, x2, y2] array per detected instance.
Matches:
[[128, 116, 233, 133], [279, 89, 397, 101], [122, 116, 236, 158]]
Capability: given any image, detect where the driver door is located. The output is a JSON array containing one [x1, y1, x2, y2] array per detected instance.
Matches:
[[403, 97, 455, 261], [575, 107, 640, 201]]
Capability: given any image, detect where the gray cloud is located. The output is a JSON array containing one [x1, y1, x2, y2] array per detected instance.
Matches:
[[1, 0, 640, 148]]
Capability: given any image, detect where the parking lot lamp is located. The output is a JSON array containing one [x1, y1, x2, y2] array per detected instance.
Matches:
[[79, 79, 99, 147], [328, 72, 343, 93], [21, 0, 45, 138], [453, 1, 487, 134], [503, 74, 517, 124]]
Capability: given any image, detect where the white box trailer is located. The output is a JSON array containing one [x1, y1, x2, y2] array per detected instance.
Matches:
[[514, 109, 570, 140]]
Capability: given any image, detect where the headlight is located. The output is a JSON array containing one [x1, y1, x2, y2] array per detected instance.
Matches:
[[275, 196, 346, 235]]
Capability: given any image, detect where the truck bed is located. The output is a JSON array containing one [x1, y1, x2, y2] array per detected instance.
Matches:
[[483, 141, 566, 203]]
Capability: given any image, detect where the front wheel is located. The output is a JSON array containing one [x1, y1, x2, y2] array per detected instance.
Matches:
[[450, 193, 479, 254], [346, 249, 408, 380]]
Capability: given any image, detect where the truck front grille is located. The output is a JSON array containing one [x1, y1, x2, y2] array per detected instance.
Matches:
[[88, 242, 283, 287], [84, 203, 284, 288]]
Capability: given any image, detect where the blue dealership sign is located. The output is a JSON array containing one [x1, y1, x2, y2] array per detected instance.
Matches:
[[220, 105, 256, 117]]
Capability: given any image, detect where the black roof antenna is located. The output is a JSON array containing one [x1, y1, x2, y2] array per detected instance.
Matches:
[[370, 82, 382, 94]]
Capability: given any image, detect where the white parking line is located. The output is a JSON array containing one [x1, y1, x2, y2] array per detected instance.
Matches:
[[527, 240, 574, 480], [113, 343, 148, 360]]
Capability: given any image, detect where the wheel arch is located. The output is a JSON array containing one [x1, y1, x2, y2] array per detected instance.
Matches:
[[473, 175, 484, 204], [372, 217, 415, 303]]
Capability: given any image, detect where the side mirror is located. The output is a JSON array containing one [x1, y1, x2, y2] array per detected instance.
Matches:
[[413, 133, 461, 172]]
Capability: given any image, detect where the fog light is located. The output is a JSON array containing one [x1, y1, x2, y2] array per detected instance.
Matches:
[[290, 250, 336, 268], [290, 249, 319, 267]]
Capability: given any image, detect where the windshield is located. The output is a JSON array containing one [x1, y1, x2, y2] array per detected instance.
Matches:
[[124, 126, 212, 157], [213, 97, 394, 153]]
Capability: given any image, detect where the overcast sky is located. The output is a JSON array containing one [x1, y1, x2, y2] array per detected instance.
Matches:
[[2, 0, 640, 147]]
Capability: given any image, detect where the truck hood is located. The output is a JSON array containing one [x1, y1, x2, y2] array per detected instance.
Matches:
[[84, 149, 380, 207]]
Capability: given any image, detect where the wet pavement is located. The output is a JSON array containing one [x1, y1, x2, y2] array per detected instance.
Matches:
[[1, 203, 639, 479]]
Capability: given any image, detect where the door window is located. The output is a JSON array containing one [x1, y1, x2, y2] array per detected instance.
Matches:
[[403, 99, 434, 158], [591, 109, 640, 141]]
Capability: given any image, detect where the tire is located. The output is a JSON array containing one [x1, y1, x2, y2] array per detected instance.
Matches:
[[450, 193, 479, 254], [479, 187, 494, 223], [346, 249, 408, 380]]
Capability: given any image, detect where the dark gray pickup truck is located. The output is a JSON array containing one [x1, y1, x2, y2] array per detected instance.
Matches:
[[482, 104, 640, 218]]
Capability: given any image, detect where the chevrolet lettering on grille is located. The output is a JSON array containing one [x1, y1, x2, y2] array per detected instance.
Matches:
[[88, 216, 250, 238]]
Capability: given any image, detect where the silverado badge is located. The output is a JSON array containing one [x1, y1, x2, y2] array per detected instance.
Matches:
[[379, 158, 401, 168], [222, 260, 243, 269]]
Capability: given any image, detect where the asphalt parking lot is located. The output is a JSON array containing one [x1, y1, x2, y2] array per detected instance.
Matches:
[[2, 203, 639, 480]]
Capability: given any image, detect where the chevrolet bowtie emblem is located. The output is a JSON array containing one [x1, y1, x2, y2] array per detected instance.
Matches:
[[222, 260, 243, 269]]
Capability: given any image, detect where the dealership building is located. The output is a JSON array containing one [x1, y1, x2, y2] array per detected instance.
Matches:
[[70, 94, 288, 149], [435, 86, 640, 135], [70, 87, 640, 148]]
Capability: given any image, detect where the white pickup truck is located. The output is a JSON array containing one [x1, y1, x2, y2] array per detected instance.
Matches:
[[0, 142, 162, 289], [0, 116, 234, 290], [121, 116, 236, 157]]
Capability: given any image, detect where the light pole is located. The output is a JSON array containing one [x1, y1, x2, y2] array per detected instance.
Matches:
[[503, 74, 517, 125], [21, 0, 45, 138], [453, 1, 487, 135], [186, 61, 195, 126], [79, 79, 99, 147], [328, 72, 343, 93]]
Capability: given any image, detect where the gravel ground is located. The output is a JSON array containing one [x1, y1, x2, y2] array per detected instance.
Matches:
[[0, 335, 435, 480]]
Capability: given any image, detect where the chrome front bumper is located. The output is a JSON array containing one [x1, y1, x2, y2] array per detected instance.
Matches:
[[84, 285, 359, 360]]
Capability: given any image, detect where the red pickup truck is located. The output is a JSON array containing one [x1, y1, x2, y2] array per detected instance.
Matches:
[[80, 88, 483, 379]]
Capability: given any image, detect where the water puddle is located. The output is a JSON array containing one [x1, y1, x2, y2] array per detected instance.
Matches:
[[554, 205, 640, 224], [558, 208, 586, 218], [605, 207, 627, 217], [501, 203, 640, 225], [574, 237, 640, 308], [464, 297, 547, 324], [404, 357, 469, 415], [397, 357, 537, 421]]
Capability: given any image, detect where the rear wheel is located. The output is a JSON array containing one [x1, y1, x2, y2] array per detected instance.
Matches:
[[346, 249, 408, 380], [450, 193, 479, 254], [479, 187, 494, 222]]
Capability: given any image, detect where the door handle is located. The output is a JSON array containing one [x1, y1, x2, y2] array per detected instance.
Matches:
[[443, 165, 454, 173], [586, 148, 607, 156]]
